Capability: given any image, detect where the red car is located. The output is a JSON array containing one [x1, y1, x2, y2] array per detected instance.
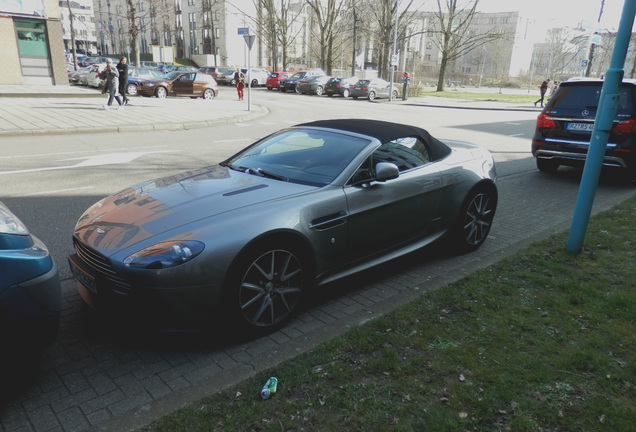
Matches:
[[266, 71, 290, 90]]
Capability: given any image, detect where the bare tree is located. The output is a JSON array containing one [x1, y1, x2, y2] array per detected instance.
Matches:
[[252, 0, 305, 70], [585, 0, 606, 77], [306, 0, 346, 75], [431, 0, 506, 91], [124, 0, 141, 66]]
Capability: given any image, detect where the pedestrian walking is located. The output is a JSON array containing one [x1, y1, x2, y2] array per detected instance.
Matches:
[[234, 68, 246, 101], [116, 56, 129, 105], [535, 79, 550, 108], [547, 81, 560, 101], [100, 58, 124, 109]]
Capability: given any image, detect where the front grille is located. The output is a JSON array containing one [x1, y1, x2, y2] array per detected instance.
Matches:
[[73, 238, 133, 294]]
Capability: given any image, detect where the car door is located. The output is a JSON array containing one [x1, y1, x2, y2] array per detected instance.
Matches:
[[171, 73, 196, 96], [344, 137, 442, 260]]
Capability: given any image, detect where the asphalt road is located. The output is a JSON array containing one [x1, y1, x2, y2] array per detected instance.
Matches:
[[1, 89, 634, 432]]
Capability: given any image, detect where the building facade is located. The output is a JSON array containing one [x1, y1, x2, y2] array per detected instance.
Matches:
[[0, 0, 69, 85]]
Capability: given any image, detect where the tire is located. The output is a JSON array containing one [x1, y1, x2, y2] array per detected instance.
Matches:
[[392, 90, 399, 99], [450, 184, 497, 253], [280, 87, 286, 93], [315, 86, 324, 96], [536, 158, 559, 173], [251, 79, 258, 87], [225, 240, 309, 333], [294, 84, 300, 94], [154, 86, 167, 98], [267, 87, 273, 91], [368, 91, 376, 101], [126, 84, 137, 96], [352, 95, 359, 100], [342, 88, 350, 98], [202, 89, 215, 100]]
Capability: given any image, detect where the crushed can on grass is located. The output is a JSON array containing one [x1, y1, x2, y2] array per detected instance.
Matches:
[[261, 377, 278, 400]]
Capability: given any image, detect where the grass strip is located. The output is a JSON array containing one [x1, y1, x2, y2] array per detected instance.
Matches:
[[140, 196, 636, 432]]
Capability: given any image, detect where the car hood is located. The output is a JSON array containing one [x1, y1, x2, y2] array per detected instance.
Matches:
[[74, 165, 317, 252]]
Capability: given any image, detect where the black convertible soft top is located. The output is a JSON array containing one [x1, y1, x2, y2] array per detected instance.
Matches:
[[298, 119, 452, 161]]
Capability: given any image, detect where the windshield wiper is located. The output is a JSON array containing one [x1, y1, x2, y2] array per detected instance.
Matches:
[[224, 163, 288, 182], [251, 168, 288, 182]]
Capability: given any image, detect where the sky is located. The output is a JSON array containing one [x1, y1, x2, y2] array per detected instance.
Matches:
[[475, 0, 625, 31]]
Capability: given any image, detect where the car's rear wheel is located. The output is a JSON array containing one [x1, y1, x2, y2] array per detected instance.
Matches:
[[154, 86, 167, 98], [342, 88, 350, 98], [451, 184, 497, 253], [226, 241, 308, 334], [294, 84, 301, 94], [267, 87, 273, 91], [536, 158, 559, 173], [315, 86, 324, 96], [392, 90, 399, 99], [280, 87, 286, 92], [126, 84, 137, 96], [368, 91, 376, 101], [251, 79, 258, 87], [202, 89, 215, 100]]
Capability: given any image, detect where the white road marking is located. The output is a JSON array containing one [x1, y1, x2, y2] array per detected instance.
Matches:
[[24, 186, 95, 196]]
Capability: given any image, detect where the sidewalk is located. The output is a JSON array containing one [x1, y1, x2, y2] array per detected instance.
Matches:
[[0, 84, 269, 137], [0, 84, 539, 137]]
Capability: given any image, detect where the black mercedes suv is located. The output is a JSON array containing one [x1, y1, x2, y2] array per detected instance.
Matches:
[[531, 78, 636, 174]]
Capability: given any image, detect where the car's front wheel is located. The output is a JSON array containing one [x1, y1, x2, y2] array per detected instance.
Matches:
[[154, 86, 167, 98], [536, 158, 559, 173], [251, 79, 259, 87], [202, 89, 215, 100], [226, 241, 309, 334], [451, 185, 497, 253], [126, 84, 137, 96]]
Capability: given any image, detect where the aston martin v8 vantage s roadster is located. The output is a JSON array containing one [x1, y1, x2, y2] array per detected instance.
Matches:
[[69, 119, 497, 335]]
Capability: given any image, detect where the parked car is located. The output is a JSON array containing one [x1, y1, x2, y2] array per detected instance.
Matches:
[[297, 75, 332, 95], [68, 65, 93, 86], [87, 63, 108, 88], [532, 78, 636, 175], [136, 71, 218, 99], [126, 67, 164, 95], [140, 61, 161, 69], [214, 68, 238, 86], [351, 78, 399, 101], [198, 66, 226, 78], [65, 62, 76, 74], [325, 76, 359, 98], [241, 68, 270, 87], [68, 119, 497, 336], [171, 65, 199, 73], [266, 71, 290, 90], [0, 200, 61, 359], [279, 70, 326, 93]]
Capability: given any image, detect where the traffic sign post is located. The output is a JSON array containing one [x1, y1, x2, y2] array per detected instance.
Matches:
[[242, 33, 256, 111]]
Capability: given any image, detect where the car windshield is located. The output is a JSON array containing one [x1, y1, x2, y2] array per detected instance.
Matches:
[[164, 71, 182, 80], [550, 83, 633, 114], [224, 128, 371, 187]]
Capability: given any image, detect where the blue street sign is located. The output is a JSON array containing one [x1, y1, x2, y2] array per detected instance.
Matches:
[[238, 27, 249, 35]]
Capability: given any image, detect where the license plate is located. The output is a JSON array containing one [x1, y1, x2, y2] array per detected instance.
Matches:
[[68, 256, 97, 294], [567, 122, 595, 131]]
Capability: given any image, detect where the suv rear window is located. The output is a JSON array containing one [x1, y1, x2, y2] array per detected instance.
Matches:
[[549, 82, 634, 116]]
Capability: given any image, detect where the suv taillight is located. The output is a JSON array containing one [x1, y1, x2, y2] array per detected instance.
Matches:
[[612, 119, 636, 134], [536, 114, 556, 129]]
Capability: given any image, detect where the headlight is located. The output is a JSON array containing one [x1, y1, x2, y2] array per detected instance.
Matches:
[[0, 202, 29, 235], [123, 240, 204, 269]]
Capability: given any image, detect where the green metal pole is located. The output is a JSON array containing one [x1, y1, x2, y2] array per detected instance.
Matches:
[[566, 0, 636, 253]]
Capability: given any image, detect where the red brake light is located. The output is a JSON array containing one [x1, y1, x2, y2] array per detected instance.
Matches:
[[612, 119, 636, 134], [536, 113, 556, 129]]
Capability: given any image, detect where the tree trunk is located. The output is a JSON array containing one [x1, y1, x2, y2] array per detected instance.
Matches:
[[437, 53, 449, 91]]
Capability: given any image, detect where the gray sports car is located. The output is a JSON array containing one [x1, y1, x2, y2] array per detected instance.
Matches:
[[68, 119, 497, 335]]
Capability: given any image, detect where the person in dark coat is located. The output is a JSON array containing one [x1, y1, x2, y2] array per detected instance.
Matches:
[[116, 57, 129, 105], [101, 59, 124, 109], [535, 79, 550, 108]]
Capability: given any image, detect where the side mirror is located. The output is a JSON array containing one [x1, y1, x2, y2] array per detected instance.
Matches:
[[375, 162, 399, 182]]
